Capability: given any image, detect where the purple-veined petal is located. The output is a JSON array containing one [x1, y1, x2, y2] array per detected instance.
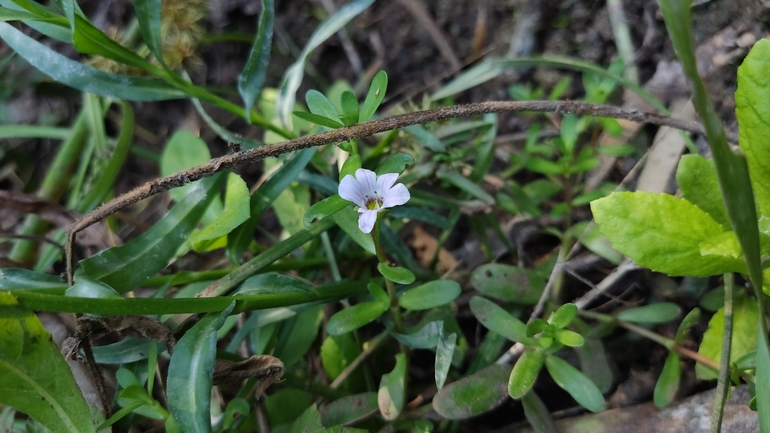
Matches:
[[355, 169, 377, 199], [382, 183, 410, 208], [359, 209, 378, 233], [339, 174, 365, 207]]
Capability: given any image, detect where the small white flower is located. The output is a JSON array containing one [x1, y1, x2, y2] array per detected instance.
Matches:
[[338, 168, 410, 233]]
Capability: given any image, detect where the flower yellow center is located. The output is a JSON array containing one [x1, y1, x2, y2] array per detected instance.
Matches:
[[365, 197, 383, 210]]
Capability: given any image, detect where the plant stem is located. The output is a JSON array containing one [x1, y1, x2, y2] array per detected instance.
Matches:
[[711, 273, 735, 433]]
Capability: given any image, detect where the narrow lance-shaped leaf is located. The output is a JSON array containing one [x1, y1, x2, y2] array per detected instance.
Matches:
[[134, 0, 166, 68], [238, 0, 274, 119], [0, 23, 184, 100], [167, 303, 236, 433], [544, 355, 605, 413]]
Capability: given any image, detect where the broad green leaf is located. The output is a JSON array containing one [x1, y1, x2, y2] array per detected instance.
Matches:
[[544, 355, 605, 412], [653, 351, 681, 408], [521, 391, 557, 433], [470, 264, 544, 304], [360, 70, 387, 122], [339, 90, 359, 125], [339, 154, 362, 181], [0, 23, 184, 100], [290, 404, 322, 433], [399, 279, 460, 310], [696, 294, 758, 380], [433, 363, 512, 419], [326, 301, 387, 336], [320, 334, 364, 390], [403, 124, 446, 152], [0, 268, 66, 292], [390, 321, 442, 349], [274, 305, 323, 368], [509, 347, 544, 398], [306, 89, 340, 119], [276, 0, 375, 128], [591, 192, 745, 277], [264, 389, 312, 426], [375, 153, 414, 175], [378, 353, 406, 421], [377, 263, 415, 285], [333, 205, 376, 255], [189, 173, 250, 250], [238, 0, 274, 119], [304, 194, 348, 227], [167, 303, 235, 433], [79, 174, 224, 293], [0, 292, 95, 433], [616, 303, 681, 324], [133, 0, 164, 68], [470, 296, 535, 345], [436, 169, 494, 204], [160, 130, 216, 203], [320, 393, 378, 426], [65, 273, 121, 299], [554, 330, 584, 347], [736, 38, 770, 218], [293, 111, 343, 129], [677, 155, 730, 228], [228, 148, 317, 261], [435, 330, 457, 390]]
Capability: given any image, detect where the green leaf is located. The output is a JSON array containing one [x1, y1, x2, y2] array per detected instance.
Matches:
[[577, 221, 624, 265], [367, 282, 390, 307], [159, 130, 216, 203], [0, 268, 66, 292], [573, 319, 613, 394], [304, 195, 348, 227], [65, 273, 121, 299], [229, 148, 317, 261], [0, 23, 184, 100], [696, 294, 758, 380], [133, 0, 164, 68], [403, 125, 446, 152], [320, 334, 363, 389], [433, 363, 512, 419], [320, 393, 378, 426], [79, 174, 224, 293], [264, 389, 312, 426], [238, 0, 274, 119], [736, 38, 770, 218], [390, 321, 442, 349], [167, 302, 235, 433], [544, 355, 605, 412], [360, 70, 387, 122], [378, 353, 406, 421], [521, 391, 557, 433], [276, 0, 375, 127], [292, 111, 343, 129], [274, 305, 323, 368], [756, 330, 770, 430], [0, 292, 96, 433], [0, 6, 61, 22], [333, 205, 376, 255], [306, 89, 340, 119], [375, 153, 414, 176], [290, 404, 322, 433], [72, 15, 152, 70], [592, 191, 745, 277], [653, 351, 681, 408], [524, 157, 562, 175], [339, 90, 359, 126], [554, 330, 584, 347], [616, 303, 681, 324], [190, 173, 250, 250], [509, 347, 544, 399], [549, 303, 577, 328], [470, 264, 544, 305], [436, 169, 494, 204], [676, 155, 730, 228], [398, 279, 460, 310], [326, 301, 387, 336], [435, 330, 457, 390], [339, 154, 361, 181], [469, 296, 535, 345], [272, 183, 311, 238], [595, 144, 636, 157], [377, 262, 416, 285]]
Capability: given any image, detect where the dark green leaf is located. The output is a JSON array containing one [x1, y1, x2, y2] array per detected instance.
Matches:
[[238, 0, 274, 119], [375, 153, 414, 175], [274, 305, 323, 368], [436, 169, 494, 204], [236, 273, 312, 296], [399, 279, 460, 310], [133, 0, 164, 67], [653, 351, 681, 408], [367, 282, 390, 307], [470, 264, 544, 305], [433, 363, 512, 419], [378, 353, 406, 420], [0, 23, 184, 100], [339, 90, 359, 126], [470, 296, 535, 345], [390, 321, 442, 349], [79, 174, 224, 293], [509, 347, 544, 398], [387, 206, 448, 228], [333, 205, 376, 255], [377, 262, 416, 285], [264, 389, 312, 426], [360, 70, 387, 122], [320, 393, 378, 426], [72, 15, 151, 70], [756, 331, 770, 428], [304, 195, 348, 227], [65, 273, 121, 299], [0, 293, 95, 433], [92, 337, 164, 364], [167, 302, 235, 433], [435, 330, 457, 390], [0, 268, 66, 292], [290, 404, 322, 433], [326, 301, 387, 336], [521, 391, 557, 433], [293, 111, 343, 129], [403, 125, 446, 152], [616, 303, 681, 324], [544, 355, 604, 412]]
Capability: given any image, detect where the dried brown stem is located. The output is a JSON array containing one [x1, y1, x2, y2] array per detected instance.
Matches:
[[65, 100, 715, 284]]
